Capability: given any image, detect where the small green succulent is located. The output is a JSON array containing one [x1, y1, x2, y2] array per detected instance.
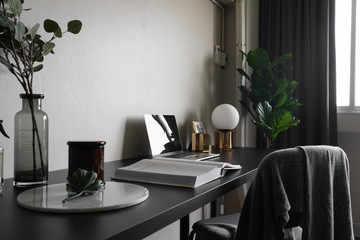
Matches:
[[63, 169, 103, 203]]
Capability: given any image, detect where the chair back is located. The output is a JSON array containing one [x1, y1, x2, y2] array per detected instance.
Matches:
[[236, 146, 354, 240]]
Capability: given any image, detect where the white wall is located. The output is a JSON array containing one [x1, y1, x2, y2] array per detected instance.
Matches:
[[0, 0, 222, 177]]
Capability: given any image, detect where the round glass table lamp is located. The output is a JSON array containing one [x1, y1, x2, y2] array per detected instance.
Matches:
[[211, 104, 239, 150]]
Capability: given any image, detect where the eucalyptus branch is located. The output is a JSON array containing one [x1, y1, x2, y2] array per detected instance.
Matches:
[[0, 0, 82, 182]]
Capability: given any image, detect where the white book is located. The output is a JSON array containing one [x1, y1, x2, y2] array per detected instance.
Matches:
[[112, 158, 241, 188]]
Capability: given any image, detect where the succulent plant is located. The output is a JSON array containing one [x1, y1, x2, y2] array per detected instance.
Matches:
[[63, 169, 103, 203]]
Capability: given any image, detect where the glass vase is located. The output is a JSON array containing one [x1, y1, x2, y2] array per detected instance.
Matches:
[[14, 94, 49, 187]]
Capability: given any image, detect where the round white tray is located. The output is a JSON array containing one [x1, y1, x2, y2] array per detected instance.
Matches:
[[17, 181, 149, 213]]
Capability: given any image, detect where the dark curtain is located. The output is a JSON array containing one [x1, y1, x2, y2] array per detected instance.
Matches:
[[258, 0, 338, 148]]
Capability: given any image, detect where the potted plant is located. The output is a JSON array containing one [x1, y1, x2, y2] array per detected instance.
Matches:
[[0, 0, 82, 186], [237, 48, 301, 147]]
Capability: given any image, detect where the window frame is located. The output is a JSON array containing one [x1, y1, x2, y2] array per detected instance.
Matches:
[[337, 0, 360, 113]]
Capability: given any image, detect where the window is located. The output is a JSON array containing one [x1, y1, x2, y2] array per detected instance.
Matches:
[[336, 0, 360, 112]]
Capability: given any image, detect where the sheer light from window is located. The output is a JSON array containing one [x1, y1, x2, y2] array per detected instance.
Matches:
[[335, 0, 352, 108]]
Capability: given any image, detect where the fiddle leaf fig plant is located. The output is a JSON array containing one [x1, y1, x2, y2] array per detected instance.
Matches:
[[237, 48, 301, 144], [63, 169, 103, 203]]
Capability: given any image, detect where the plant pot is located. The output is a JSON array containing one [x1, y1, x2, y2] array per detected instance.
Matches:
[[13, 94, 49, 187]]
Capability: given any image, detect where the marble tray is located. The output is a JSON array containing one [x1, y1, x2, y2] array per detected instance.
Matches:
[[16, 181, 149, 213]]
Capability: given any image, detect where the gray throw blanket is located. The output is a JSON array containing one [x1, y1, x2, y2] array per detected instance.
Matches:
[[236, 145, 354, 240]]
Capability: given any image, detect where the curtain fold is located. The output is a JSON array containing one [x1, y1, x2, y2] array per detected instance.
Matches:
[[258, 0, 338, 148]]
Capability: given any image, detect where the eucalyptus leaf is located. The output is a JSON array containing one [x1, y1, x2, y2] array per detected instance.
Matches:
[[33, 64, 43, 72], [42, 42, 55, 56], [14, 22, 25, 42], [54, 27, 62, 38], [8, 0, 22, 16], [43, 19, 59, 33], [35, 54, 44, 62], [0, 55, 12, 69], [30, 23, 40, 40], [67, 20, 82, 34]]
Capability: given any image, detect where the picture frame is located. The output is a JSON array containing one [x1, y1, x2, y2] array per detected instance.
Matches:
[[192, 121, 206, 134]]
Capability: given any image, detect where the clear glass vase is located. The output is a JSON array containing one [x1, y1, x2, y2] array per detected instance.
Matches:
[[14, 94, 49, 187]]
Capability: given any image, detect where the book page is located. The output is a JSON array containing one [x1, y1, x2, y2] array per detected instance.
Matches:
[[154, 158, 241, 169], [119, 159, 220, 176]]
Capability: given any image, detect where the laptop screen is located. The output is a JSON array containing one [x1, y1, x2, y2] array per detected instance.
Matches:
[[144, 114, 183, 156]]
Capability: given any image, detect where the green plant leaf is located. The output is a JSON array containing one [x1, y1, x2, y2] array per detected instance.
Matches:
[[269, 53, 292, 69], [14, 22, 25, 42], [63, 169, 102, 203], [251, 68, 273, 89], [0, 14, 15, 30], [274, 67, 294, 76], [44, 19, 60, 33], [34, 54, 44, 62], [249, 88, 272, 107], [0, 55, 12, 69], [272, 109, 292, 128], [284, 98, 302, 113], [247, 48, 270, 71], [271, 92, 287, 109], [33, 64, 43, 72], [256, 101, 272, 124], [54, 27, 62, 38], [42, 42, 55, 55], [272, 77, 288, 96], [67, 20, 82, 34], [236, 68, 251, 81], [30, 23, 40, 40], [239, 85, 249, 96], [286, 80, 298, 96], [8, 0, 22, 16]]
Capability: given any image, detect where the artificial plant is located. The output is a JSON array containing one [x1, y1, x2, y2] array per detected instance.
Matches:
[[63, 169, 103, 203], [237, 48, 301, 146], [0, 0, 82, 180]]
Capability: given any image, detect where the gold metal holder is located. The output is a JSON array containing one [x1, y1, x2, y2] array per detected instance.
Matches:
[[192, 133, 210, 152], [214, 130, 233, 150]]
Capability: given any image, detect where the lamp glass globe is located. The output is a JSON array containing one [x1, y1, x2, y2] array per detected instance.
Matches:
[[211, 104, 239, 130]]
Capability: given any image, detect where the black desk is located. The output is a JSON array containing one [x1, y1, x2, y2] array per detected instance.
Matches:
[[0, 147, 269, 240]]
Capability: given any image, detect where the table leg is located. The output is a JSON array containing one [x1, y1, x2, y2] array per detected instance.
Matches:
[[211, 200, 217, 217], [180, 215, 189, 240]]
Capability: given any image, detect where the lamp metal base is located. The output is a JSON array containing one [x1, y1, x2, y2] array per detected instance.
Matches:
[[214, 131, 233, 150]]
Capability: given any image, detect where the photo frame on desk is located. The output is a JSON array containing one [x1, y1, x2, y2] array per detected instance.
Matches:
[[192, 121, 206, 134]]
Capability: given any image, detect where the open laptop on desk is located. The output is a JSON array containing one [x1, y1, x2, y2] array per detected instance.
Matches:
[[144, 114, 219, 161]]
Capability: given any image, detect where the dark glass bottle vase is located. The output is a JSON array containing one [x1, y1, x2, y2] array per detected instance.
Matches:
[[14, 94, 49, 187]]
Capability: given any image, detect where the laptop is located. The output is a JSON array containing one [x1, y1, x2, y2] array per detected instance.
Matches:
[[144, 114, 220, 161]]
